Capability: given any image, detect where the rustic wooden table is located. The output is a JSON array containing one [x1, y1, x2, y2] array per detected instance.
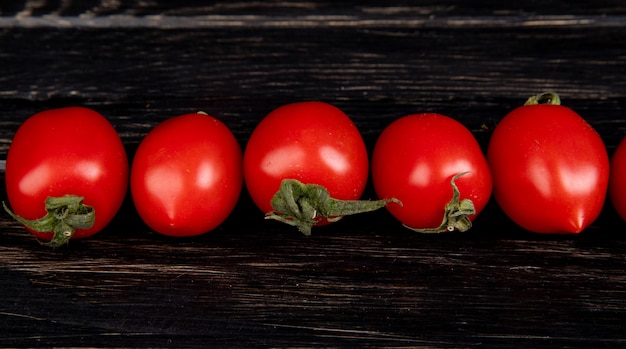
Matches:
[[1, 1, 625, 347]]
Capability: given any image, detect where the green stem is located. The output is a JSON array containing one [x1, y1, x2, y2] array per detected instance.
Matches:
[[405, 172, 476, 233], [3, 195, 95, 248], [524, 91, 561, 106], [266, 179, 401, 235]]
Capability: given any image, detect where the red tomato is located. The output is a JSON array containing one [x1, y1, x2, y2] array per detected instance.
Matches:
[[487, 93, 609, 233], [4, 107, 129, 246], [371, 113, 492, 232], [130, 112, 242, 237], [609, 137, 626, 221], [243, 101, 370, 232]]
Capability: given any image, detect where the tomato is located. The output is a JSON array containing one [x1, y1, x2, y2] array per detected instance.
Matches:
[[371, 113, 492, 232], [4, 106, 129, 247], [130, 112, 242, 237], [243, 101, 382, 234], [609, 136, 626, 221], [487, 92, 609, 234]]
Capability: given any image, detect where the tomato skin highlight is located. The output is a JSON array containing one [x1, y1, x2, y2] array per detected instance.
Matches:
[[5, 107, 129, 241], [243, 101, 369, 217], [609, 137, 626, 221], [488, 103, 609, 233], [130, 113, 243, 237], [371, 113, 492, 231]]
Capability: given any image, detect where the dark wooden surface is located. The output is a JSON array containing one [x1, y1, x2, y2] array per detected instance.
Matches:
[[1, 1, 626, 347]]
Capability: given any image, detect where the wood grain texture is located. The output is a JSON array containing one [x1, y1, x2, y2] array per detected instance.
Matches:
[[0, 1, 625, 348]]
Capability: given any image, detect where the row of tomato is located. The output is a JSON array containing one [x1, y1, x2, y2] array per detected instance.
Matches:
[[3, 92, 625, 247]]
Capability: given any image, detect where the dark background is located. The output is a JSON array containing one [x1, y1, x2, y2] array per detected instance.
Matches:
[[0, 1, 625, 347]]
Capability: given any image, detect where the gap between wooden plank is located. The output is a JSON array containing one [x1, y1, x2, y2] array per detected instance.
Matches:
[[0, 14, 625, 29]]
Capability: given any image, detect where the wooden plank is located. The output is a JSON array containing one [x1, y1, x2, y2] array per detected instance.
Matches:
[[1, 217, 625, 347], [1, 0, 626, 17], [1, 25, 625, 148]]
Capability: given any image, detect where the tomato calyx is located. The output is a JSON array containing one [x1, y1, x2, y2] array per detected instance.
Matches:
[[3, 195, 95, 248], [406, 172, 476, 233], [524, 91, 561, 106], [266, 179, 401, 236]]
